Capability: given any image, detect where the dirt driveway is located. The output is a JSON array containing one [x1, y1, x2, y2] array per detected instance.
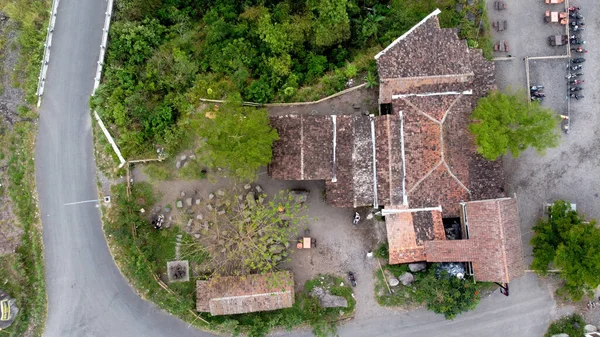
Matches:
[[489, 0, 600, 324]]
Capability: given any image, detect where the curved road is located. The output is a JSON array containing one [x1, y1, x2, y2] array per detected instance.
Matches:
[[34, 1, 556, 337]]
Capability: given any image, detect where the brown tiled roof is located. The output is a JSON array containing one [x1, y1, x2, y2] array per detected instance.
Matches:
[[268, 115, 333, 180], [375, 12, 471, 80], [325, 115, 355, 207], [387, 207, 445, 264], [196, 271, 294, 315], [424, 198, 524, 283]]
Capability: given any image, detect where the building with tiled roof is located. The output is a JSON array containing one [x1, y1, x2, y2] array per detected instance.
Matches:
[[196, 271, 294, 316], [268, 9, 524, 285]]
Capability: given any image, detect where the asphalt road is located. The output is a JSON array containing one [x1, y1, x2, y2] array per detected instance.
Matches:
[[34, 0, 214, 336], [34, 1, 558, 337]]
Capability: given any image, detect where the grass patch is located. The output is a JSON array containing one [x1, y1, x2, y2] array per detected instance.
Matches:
[[544, 314, 585, 337], [0, 122, 47, 337]]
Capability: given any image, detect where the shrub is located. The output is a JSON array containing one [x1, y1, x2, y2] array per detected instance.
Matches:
[[544, 314, 585, 337]]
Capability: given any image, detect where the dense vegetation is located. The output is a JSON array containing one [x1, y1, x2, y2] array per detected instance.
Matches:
[[470, 90, 560, 160], [92, 0, 491, 158], [531, 200, 600, 300], [0, 0, 50, 335], [104, 183, 351, 336], [544, 314, 585, 337], [375, 245, 485, 319]]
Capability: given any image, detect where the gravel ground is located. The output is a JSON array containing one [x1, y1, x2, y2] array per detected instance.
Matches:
[[491, 0, 600, 324]]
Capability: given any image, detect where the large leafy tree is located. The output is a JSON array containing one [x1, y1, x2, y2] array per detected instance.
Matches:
[[197, 96, 279, 182], [531, 200, 600, 300], [469, 90, 560, 160]]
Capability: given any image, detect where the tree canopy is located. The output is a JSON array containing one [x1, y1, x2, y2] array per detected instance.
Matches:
[[469, 90, 560, 160], [196, 99, 278, 182], [531, 200, 600, 300]]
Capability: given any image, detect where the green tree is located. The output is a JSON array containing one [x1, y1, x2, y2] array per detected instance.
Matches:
[[414, 270, 480, 319], [197, 96, 279, 181], [307, 0, 350, 47], [186, 189, 306, 276], [531, 200, 600, 300], [469, 90, 560, 160]]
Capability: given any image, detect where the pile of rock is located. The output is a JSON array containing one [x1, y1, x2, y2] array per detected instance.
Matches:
[[311, 286, 348, 308], [384, 263, 428, 287], [175, 154, 197, 169]]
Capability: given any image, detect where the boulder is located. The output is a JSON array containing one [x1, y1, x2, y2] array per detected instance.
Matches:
[[408, 262, 427, 273], [383, 269, 399, 287], [196, 214, 203, 220], [195, 198, 201, 205], [185, 198, 192, 206], [585, 325, 598, 332], [180, 191, 186, 197], [176, 161, 182, 169], [217, 210, 226, 215], [189, 155, 196, 160], [217, 190, 225, 196], [206, 204, 213, 211], [255, 185, 263, 193], [399, 272, 414, 286], [366, 213, 374, 220], [244, 184, 252, 190], [180, 155, 187, 161], [164, 207, 171, 213], [319, 294, 348, 308], [194, 234, 200, 239], [176, 200, 183, 208], [208, 193, 215, 200], [290, 189, 310, 204], [246, 192, 256, 207]]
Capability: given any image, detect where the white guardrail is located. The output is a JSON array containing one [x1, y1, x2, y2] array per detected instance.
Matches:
[[36, 0, 59, 108], [92, 0, 126, 168], [36, 0, 126, 167]]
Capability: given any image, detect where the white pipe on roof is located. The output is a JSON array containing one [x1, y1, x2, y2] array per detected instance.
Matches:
[[371, 117, 379, 209], [381, 205, 442, 215], [399, 111, 407, 205], [392, 90, 473, 99], [374, 8, 441, 60], [331, 115, 337, 183]]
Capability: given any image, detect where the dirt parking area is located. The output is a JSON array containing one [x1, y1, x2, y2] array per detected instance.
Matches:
[[132, 164, 396, 320], [491, 0, 600, 324]]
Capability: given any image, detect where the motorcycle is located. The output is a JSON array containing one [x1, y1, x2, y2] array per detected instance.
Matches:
[[571, 58, 586, 64], [569, 80, 584, 85], [571, 47, 588, 53], [566, 73, 584, 79], [570, 21, 585, 27], [570, 93, 584, 100], [570, 65, 583, 71], [532, 92, 545, 97], [569, 13, 584, 20], [571, 26, 585, 32], [352, 211, 360, 225], [569, 86, 583, 92], [568, 6, 581, 12], [531, 96, 544, 102], [530, 85, 544, 91], [348, 271, 357, 287], [570, 39, 586, 45]]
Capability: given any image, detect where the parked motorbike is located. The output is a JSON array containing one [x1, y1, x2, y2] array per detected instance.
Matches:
[[571, 26, 585, 32], [571, 58, 586, 64], [569, 86, 584, 92], [571, 47, 588, 53], [569, 80, 584, 85], [568, 6, 581, 12], [570, 21, 585, 27], [570, 93, 584, 100], [531, 96, 544, 102], [570, 65, 583, 71], [348, 272, 357, 287], [566, 73, 584, 79], [530, 85, 544, 91], [532, 92, 546, 97], [570, 38, 586, 45], [352, 212, 360, 225], [569, 13, 584, 20]]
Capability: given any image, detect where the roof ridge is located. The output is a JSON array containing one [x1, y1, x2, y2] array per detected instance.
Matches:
[[375, 9, 441, 60]]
